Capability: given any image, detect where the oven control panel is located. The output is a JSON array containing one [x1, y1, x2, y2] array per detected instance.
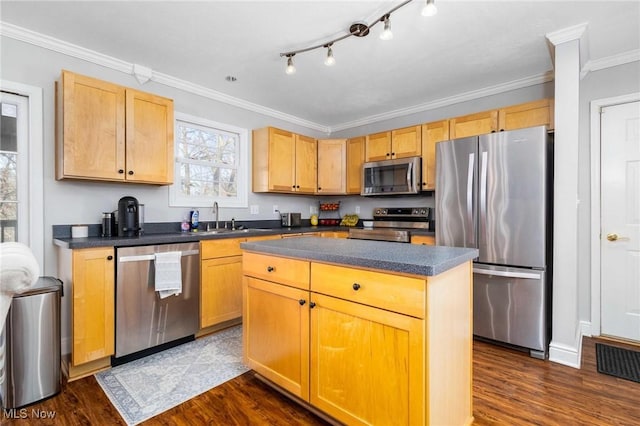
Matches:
[[373, 207, 431, 219]]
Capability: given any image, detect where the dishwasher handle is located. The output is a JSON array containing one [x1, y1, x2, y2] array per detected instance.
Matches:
[[119, 249, 199, 263]]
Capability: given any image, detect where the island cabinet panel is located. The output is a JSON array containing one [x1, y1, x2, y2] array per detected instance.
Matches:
[[309, 293, 424, 426], [72, 247, 115, 366], [243, 276, 310, 400], [242, 252, 310, 289], [310, 263, 425, 318]]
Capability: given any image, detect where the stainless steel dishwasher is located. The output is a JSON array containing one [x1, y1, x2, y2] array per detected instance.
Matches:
[[114, 242, 199, 364]]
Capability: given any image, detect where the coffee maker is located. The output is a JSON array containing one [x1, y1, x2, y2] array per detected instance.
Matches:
[[117, 196, 140, 237]]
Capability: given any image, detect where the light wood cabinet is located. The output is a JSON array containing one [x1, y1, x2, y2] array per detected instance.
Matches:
[[252, 127, 317, 194], [411, 235, 435, 245], [71, 247, 115, 367], [366, 126, 421, 162], [319, 231, 348, 238], [243, 250, 473, 425], [498, 98, 554, 131], [56, 70, 174, 184], [346, 136, 365, 194], [421, 120, 449, 191], [449, 110, 499, 139], [317, 139, 346, 194]]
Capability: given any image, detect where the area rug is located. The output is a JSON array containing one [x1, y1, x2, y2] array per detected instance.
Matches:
[[95, 325, 248, 425], [595, 343, 640, 383]]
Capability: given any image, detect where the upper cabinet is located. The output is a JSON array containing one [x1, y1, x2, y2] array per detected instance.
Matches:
[[253, 127, 317, 194], [421, 120, 449, 191], [56, 70, 174, 185], [346, 136, 365, 194], [498, 99, 554, 132], [449, 110, 499, 139], [365, 126, 421, 162], [317, 139, 346, 194]]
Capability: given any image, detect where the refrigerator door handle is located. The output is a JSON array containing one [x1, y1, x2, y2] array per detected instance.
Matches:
[[473, 267, 542, 280], [467, 152, 475, 245], [479, 151, 488, 240]]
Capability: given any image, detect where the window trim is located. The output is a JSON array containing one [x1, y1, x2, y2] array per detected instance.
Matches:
[[169, 112, 249, 208], [0, 81, 44, 269]]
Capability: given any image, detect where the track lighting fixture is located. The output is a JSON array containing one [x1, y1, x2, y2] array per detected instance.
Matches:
[[324, 44, 335, 66], [285, 55, 296, 75], [380, 15, 393, 41], [422, 0, 438, 17], [280, 0, 437, 74]]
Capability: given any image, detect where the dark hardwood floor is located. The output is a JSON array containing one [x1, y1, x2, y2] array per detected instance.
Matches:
[[3, 337, 639, 425]]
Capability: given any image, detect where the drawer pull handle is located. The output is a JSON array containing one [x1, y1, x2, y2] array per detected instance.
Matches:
[[267, 266, 274, 272], [352, 283, 361, 291], [299, 299, 306, 306], [309, 302, 316, 308]]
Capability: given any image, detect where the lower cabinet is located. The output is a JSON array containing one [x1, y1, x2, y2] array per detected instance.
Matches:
[[242, 251, 472, 425], [411, 235, 435, 245]]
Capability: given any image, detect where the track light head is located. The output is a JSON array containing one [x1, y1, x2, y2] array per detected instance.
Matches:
[[422, 0, 437, 17], [380, 15, 393, 40], [285, 55, 296, 75], [324, 45, 335, 66]]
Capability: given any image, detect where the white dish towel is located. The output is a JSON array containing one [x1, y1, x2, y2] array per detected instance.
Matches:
[[154, 251, 183, 299]]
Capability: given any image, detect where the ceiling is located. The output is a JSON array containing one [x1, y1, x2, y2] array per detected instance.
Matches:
[[1, 1, 639, 132]]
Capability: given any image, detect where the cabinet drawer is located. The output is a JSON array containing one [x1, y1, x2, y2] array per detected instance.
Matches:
[[201, 238, 245, 259], [310, 263, 425, 318], [243, 252, 310, 290]]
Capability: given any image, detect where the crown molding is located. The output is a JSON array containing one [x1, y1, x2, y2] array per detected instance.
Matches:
[[581, 49, 640, 79], [546, 22, 588, 46], [328, 72, 555, 133]]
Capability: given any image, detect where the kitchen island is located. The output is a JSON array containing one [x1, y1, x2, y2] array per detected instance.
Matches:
[[240, 237, 478, 426]]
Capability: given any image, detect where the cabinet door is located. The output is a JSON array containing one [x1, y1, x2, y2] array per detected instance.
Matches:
[[421, 120, 449, 190], [498, 98, 554, 131], [72, 247, 115, 366], [57, 70, 125, 181], [391, 125, 422, 159], [317, 139, 346, 194], [411, 235, 435, 245], [449, 110, 498, 139], [294, 134, 318, 193], [125, 89, 174, 184], [310, 293, 424, 426], [365, 131, 392, 161], [243, 277, 310, 400], [346, 136, 365, 194], [201, 256, 243, 328], [268, 128, 296, 192]]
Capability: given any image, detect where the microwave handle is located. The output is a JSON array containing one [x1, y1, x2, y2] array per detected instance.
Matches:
[[406, 161, 414, 191]]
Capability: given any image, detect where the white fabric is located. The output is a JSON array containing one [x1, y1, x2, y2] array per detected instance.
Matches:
[[0, 242, 40, 333], [154, 251, 182, 299]]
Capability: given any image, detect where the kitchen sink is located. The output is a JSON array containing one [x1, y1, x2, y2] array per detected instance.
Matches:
[[180, 228, 274, 236]]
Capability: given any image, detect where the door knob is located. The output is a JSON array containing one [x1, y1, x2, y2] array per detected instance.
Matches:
[[607, 233, 629, 242]]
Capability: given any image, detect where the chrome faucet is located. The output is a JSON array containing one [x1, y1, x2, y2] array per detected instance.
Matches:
[[213, 201, 219, 229]]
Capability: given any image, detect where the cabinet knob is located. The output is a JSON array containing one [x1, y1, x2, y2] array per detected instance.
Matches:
[[267, 266, 274, 272], [318, 187, 322, 191], [107, 255, 113, 261], [309, 302, 316, 308], [386, 153, 390, 157], [292, 185, 296, 189], [299, 299, 306, 306], [352, 283, 361, 291], [296, 185, 300, 189], [391, 152, 395, 156], [118, 169, 124, 174], [128, 170, 134, 175]]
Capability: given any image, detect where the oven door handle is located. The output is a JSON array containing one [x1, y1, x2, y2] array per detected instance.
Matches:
[[119, 249, 200, 263]]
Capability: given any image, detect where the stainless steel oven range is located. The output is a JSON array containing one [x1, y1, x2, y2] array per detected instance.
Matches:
[[348, 207, 432, 243]]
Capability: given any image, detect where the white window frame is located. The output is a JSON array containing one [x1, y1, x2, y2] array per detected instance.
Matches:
[[169, 112, 249, 208], [0, 81, 44, 269]]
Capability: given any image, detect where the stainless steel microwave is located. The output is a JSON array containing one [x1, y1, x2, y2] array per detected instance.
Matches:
[[361, 156, 422, 196]]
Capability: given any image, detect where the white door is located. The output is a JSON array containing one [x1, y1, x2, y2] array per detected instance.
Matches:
[[601, 100, 640, 341]]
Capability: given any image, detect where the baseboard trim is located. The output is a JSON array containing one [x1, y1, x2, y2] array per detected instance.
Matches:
[[549, 322, 588, 369]]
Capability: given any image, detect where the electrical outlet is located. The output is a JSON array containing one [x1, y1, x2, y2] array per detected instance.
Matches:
[[250, 205, 259, 215], [310, 205, 318, 215], [355, 205, 361, 214], [273, 205, 279, 214]]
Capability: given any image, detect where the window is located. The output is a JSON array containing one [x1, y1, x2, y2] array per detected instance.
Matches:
[[170, 113, 249, 208], [0, 93, 28, 242]]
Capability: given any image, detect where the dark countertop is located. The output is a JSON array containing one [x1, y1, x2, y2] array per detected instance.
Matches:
[[52, 226, 350, 249], [240, 237, 476, 277]]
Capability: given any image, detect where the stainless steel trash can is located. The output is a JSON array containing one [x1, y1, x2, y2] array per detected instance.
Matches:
[[1, 277, 62, 408]]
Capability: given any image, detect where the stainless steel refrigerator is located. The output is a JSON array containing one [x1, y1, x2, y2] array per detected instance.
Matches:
[[435, 125, 552, 358]]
